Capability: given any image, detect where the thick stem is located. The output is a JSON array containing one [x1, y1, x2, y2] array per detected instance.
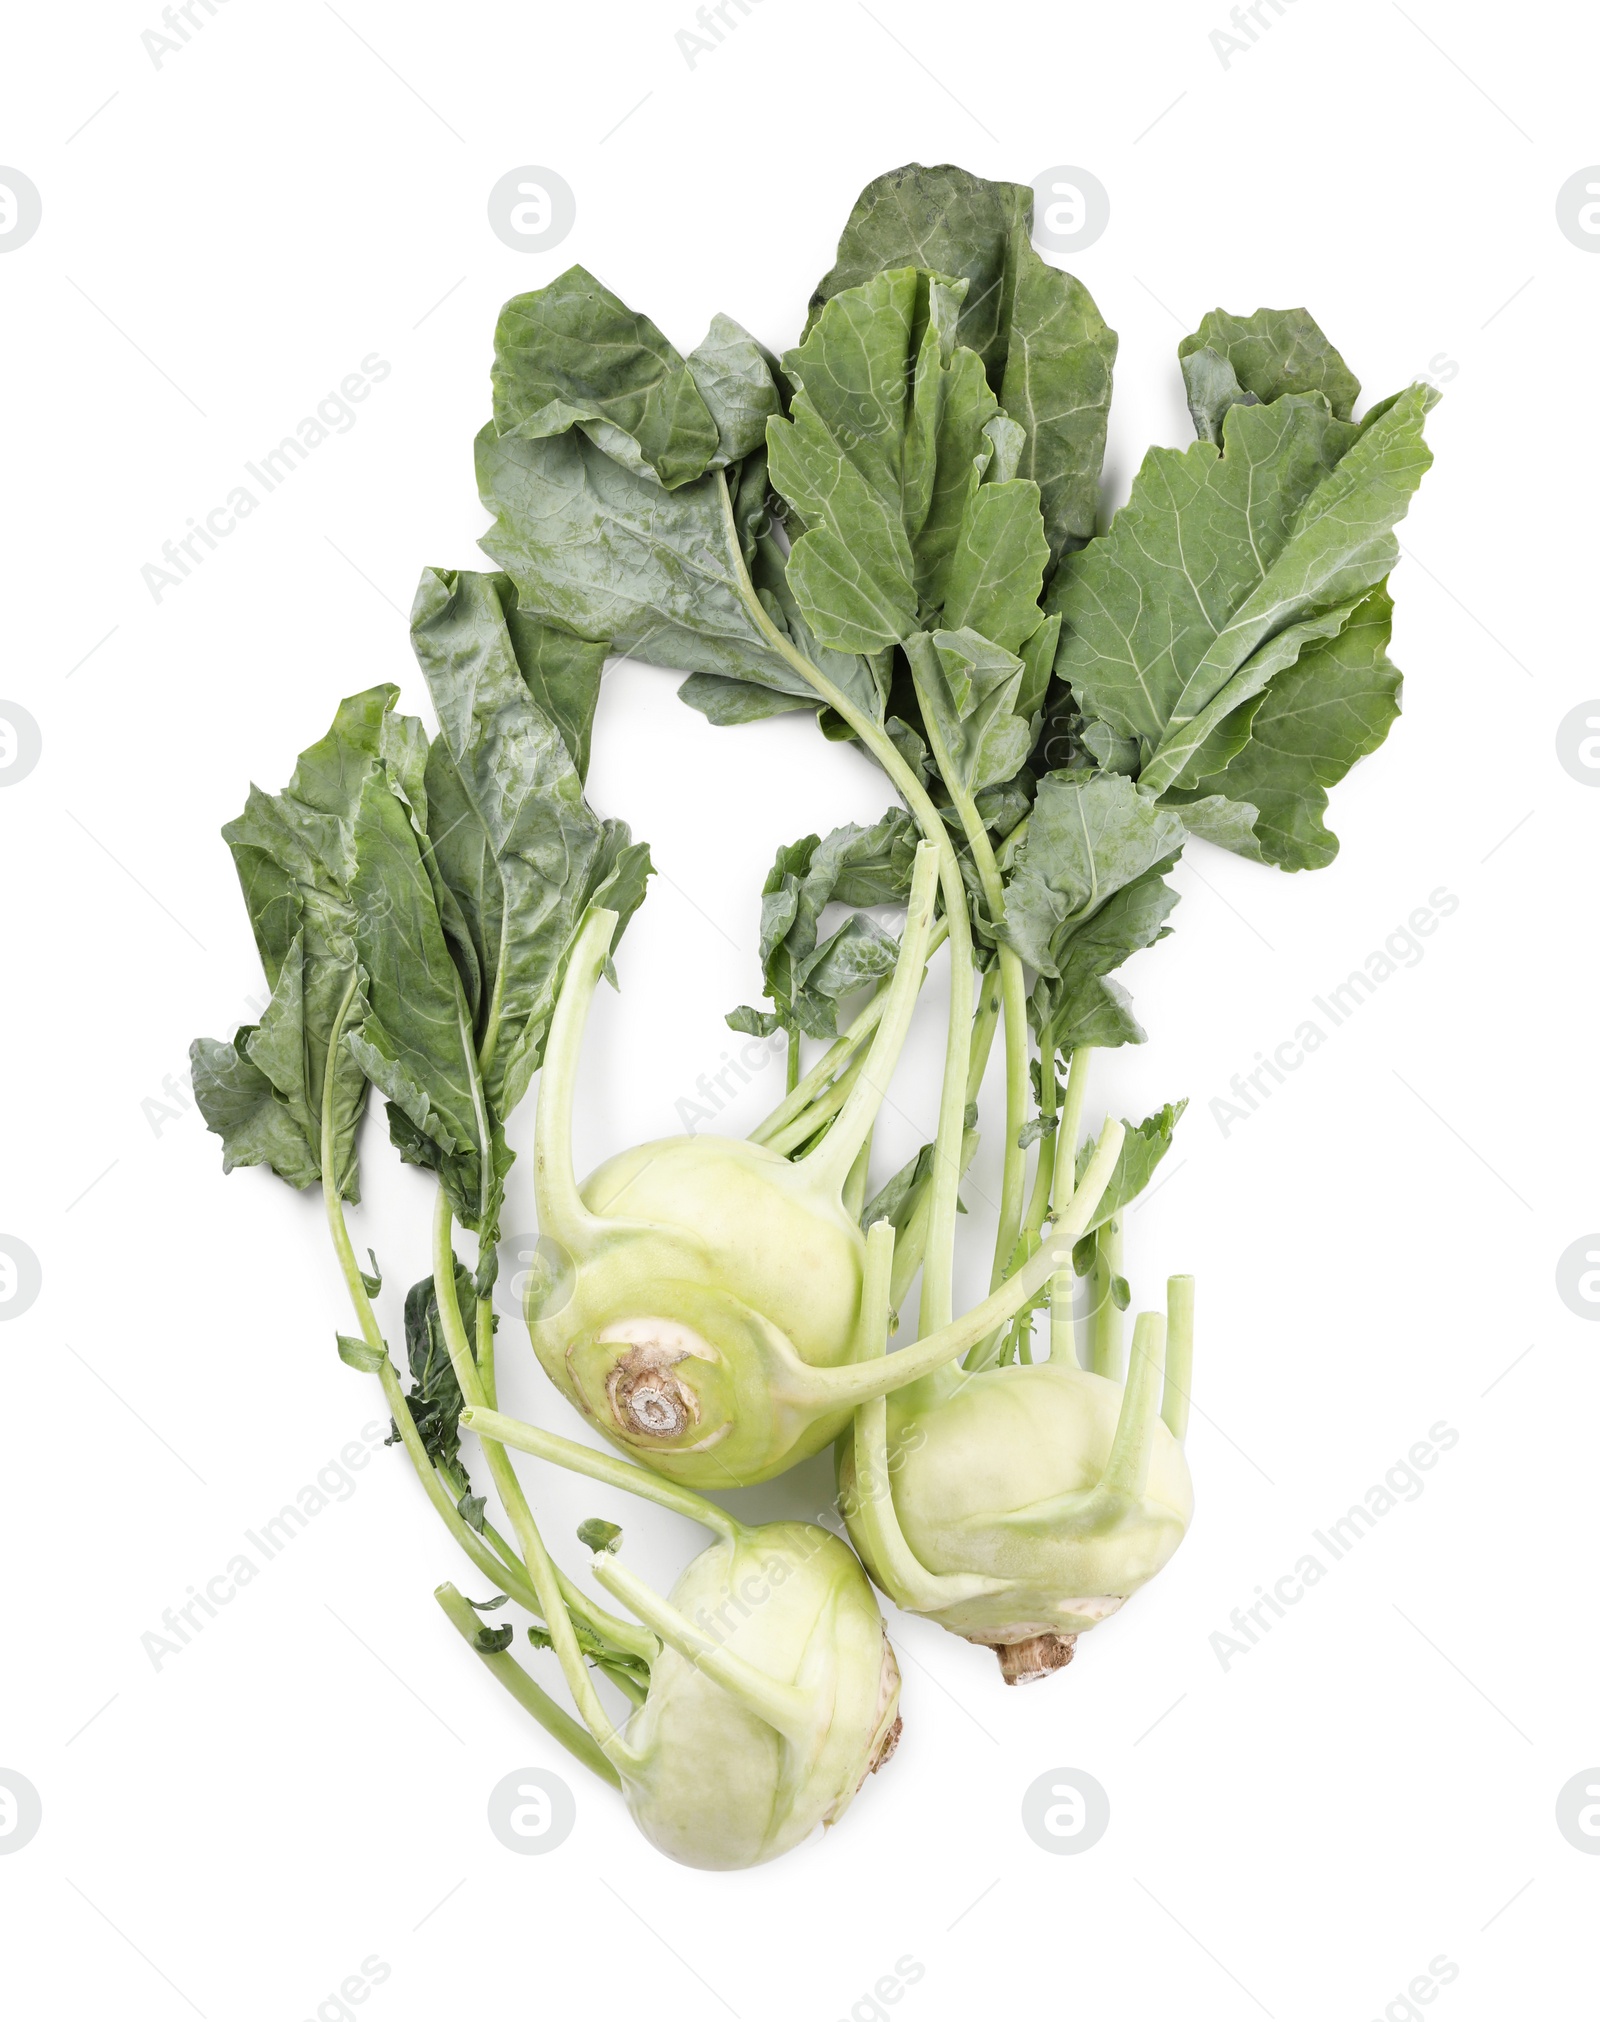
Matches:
[[1162, 1275, 1194, 1442], [804, 1119, 1126, 1411], [749, 918, 950, 1148], [722, 473, 972, 1334], [786, 1025, 800, 1095], [800, 842, 938, 1198], [590, 1553, 816, 1746], [461, 1409, 741, 1541], [765, 1045, 868, 1158], [1087, 1216, 1125, 1382], [432, 1189, 632, 1768], [843, 1134, 873, 1224], [1054, 1047, 1094, 1199], [532, 908, 615, 1252], [435, 1584, 622, 1790], [1049, 1269, 1076, 1364], [841, 1224, 1001, 1612], [1101, 1311, 1166, 1500], [907, 648, 1030, 1297]]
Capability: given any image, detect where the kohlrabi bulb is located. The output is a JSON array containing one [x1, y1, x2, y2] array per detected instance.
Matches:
[[458, 1411, 901, 1870], [840, 1277, 1195, 1684], [525, 855, 1127, 1489], [611, 1519, 901, 1869]]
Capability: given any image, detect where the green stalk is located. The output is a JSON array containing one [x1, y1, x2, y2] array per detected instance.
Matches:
[[461, 1410, 743, 1540], [431, 1188, 634, 1768], [722, 475, 972, 1333], [907, 647, 1030, 1300], [316, 980, 569, 1622], [435, 1584, 622, 1790], [786, 1025, 800, 1095], [765, 1047, 868, 1157], [1086, 1215, 1125, 1382], [749, 916, 950, 1148]]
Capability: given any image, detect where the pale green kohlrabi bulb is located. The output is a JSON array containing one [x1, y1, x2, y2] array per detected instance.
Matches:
[[458, 1412, 902, 1870], [840, 1273, 1195, 1685], [523, 846, 1126, 1490]]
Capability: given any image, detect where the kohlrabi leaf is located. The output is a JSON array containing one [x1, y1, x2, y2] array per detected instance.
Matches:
[[495, 588, 609, 783], [686, 314, 785, 466], [491, 266, 721, 490], [1000, 774, 1186, 1053], [192, 686, 420, 1199], [736, 810, 919, 1041], [860, 1142, 934, 1234], [1178, 306, 1360, 444], [999, 774, 1186, 975], [477, 424, 808, 701], [906, 627, 1034, 798], [401, 1257, 482, 1473], [1073, 1099, 1188, 1234], [807, 162, 1117, 565], [1163, 583, 1402, 870], [190, 1016, 325, 1192], [577, 1517, 623, 1554], [345, 765, 488, 1221], [410, 567, 652, 1120], [769, 268, 1050, 659], [676, 672, 815, 726], [1049, 382, 1436, 797], [336, 1332, 387, 1373]]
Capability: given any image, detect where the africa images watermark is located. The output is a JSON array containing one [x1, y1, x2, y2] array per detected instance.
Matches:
[[1209, 1420, 1459, 1671], [1209, 0, 1307, 69], [675, 0, 770, 69], [1210, 885, 1459, 1138], [673, 1028, 788, 1133], [139, 351, 392, 603], [140, 1420, 389, 1670]]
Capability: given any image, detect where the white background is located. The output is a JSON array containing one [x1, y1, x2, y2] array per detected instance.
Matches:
[[2, 1, 1596, 2016]]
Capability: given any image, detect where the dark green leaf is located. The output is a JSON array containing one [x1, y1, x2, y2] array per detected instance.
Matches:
[[474, 1623, 515, 1655], [345, 765, 487, 1212], [861, 1143, 934, 1234], [359, 1249, 382, 1297], [1072, 1099, 1188, 1235], [400, 1258, 479, 1475], [769, 268, 1050, 659], [726, 1004, 784, 1038], [578, 1518, 623, 1554], [1178, 306, 1360, 444], [477, 421, 807, 702], [999, 773, 1186, 978], [492, 266, 721, 489], [458, 1493, 487, 1533], [806, 161, 1116, 565], [1164, 584, 1402, 869], [1049, 384, 1436, 797], [907, 628, 1034, 799], [410, 567, 653, 1123], [194, 687, 421, 1198], [687, 314, 785, 466], [335, 1333, 387, 1373], [677, 672, 815, 726], [737, 810, 919, 1040]]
